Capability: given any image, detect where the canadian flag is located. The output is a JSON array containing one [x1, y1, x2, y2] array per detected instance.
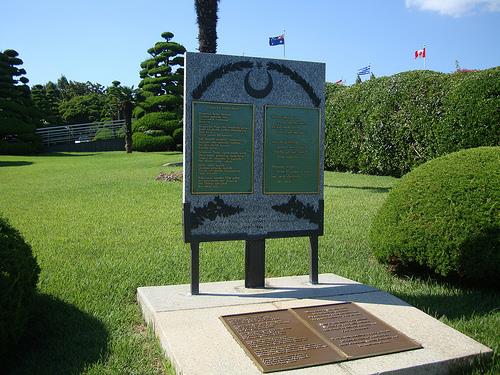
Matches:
[[415, 48, 426, 59]]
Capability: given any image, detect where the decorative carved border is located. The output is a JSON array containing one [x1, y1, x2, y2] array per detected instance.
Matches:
[[272, 195, 321, 224], [190, 196, 244, 229], [190, 60, 321, 107], [267, 62, 321, 107], [191, 61, 253, 99]]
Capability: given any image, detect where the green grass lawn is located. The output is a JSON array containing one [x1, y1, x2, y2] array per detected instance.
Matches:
[[0, 152, 498, 374]]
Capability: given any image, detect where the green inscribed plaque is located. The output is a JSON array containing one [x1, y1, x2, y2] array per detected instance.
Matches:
[[264, 106, 320, 194], [192, 102, 254, 194]]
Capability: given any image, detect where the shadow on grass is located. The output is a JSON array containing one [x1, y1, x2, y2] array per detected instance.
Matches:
[[5, 293, 108, 375], [394, 288, 499, 321], [38, 152, 98, 157], [0, 161, 33, 167], [157, 151, 182, 156], [324, 184, 391, 193]]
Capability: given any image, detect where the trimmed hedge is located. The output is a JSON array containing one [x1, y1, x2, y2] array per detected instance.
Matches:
[[132, 132, 174, 152], [325, 67, 500, 177], [370, 147, 500, 285], [0, 216, 40, 357]]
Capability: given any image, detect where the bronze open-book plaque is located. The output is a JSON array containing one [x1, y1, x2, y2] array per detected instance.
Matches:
[[220, 302, 422, 373]]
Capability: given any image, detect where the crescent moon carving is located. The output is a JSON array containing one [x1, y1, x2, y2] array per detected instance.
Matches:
[[244, 70, 273, 99]]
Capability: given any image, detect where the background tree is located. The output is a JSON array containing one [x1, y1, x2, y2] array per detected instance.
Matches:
[[58, 93, 106, 124], [57, 75, 105, 100], [195, 0, 220, 53], [370, 72, 376, 80], [103, 80, 137, 121], [0, 49, 41, 154], [355, 75, 362, 84], [46, 76, 109, 124], [31, 83, 62, 125]]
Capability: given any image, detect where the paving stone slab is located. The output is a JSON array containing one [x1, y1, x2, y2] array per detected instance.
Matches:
[[137, 273, 377, 313], [138, 274, 492, 375]]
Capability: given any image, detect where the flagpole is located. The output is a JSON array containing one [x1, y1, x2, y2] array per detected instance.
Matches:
[[423, 44, 426, 69], [283, 29, 286, 59]]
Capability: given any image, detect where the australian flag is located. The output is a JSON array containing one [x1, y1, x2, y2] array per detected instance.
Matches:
[[269, 34, 285, 46]]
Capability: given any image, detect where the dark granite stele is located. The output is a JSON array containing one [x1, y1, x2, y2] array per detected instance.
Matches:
[[183, 52, 326, 243]]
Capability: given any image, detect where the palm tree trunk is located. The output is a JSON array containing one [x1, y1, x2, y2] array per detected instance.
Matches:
[[195, 0, 219, 53], [122, 100, 133, 153]]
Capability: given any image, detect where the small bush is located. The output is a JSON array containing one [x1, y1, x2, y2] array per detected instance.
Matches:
[[132, 112, 180, 136], [0, 216, 40, 357], [173, 127, 182, 144], [132, 132, 174, 152], [370, 147, 500, 285], [93, 128, 113, 141]]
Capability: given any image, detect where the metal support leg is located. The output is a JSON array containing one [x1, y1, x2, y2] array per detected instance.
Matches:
[[191, 242, 199, 295], [309, 235, 318, 284], [245, 239, 265, 288]]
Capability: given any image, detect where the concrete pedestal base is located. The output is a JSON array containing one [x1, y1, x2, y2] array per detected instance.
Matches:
[[137, 274, 491, 375]]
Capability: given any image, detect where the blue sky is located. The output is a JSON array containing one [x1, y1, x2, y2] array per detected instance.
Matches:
[[1, 0, 499, 87]]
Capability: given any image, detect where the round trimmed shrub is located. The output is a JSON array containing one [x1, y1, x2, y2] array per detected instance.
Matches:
[[370, 147, 499, 284], [132, 132, 174, 152], [0, 216, 40, 357], [132, 112, 180, 136]]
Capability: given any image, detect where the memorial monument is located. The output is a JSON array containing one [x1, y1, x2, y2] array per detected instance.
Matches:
[[138, 51, 492, 374], [183, 52, 325, 293]]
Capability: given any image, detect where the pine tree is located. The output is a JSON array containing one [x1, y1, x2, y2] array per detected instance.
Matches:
[[135, 32, 186, 118], [370, 72, 376, 80], [355, 75, 362, 84], [0, 49, 41, 154]]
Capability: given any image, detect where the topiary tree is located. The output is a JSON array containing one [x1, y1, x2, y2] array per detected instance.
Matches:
[[173, 127, 183, 146], [135, 32, 185, 118], [0, 49, 41, 154], [195, 0, 220, 53], [370, 147, 500, 285], [133, 32, 185, 151], [0, 216, 40, 357]]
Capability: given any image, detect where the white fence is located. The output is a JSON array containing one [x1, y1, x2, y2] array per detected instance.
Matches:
[[36, 119, 125, 146]]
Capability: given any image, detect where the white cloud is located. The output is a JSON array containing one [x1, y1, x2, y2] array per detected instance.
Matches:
[[405, 0, 500, 17]]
